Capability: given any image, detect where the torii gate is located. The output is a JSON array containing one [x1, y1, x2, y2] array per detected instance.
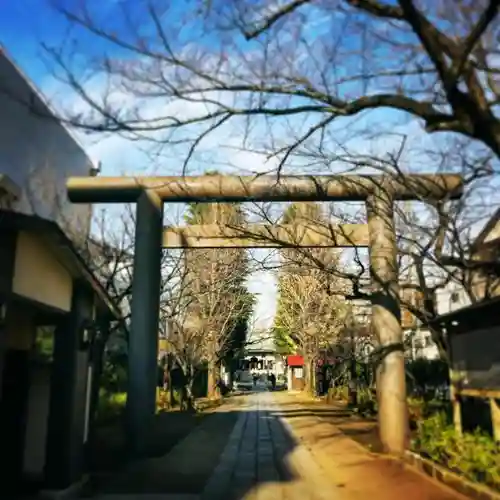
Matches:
[[67, 173, 462, 455]]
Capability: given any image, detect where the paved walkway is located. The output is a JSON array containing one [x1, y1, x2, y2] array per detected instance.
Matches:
[[201, 391, 333, 500], [92, 391, 468, 500]]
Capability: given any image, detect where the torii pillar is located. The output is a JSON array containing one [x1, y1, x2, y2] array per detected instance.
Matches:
[[366, 191, 406, 452], [128, 191, 163, 454]]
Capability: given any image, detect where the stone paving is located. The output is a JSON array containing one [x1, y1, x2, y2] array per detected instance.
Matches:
[[93, 390, 465, 500], [201, 391, 334, 500]]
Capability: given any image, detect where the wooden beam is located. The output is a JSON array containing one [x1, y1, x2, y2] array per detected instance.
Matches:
[[454, 387, 500, 400], [67, 173, 463, 204], [162, 223, 370, 248]]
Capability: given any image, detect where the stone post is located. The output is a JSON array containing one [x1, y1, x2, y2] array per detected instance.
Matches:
[[366, 193, 408, 455], [127, 190, 163, 454]]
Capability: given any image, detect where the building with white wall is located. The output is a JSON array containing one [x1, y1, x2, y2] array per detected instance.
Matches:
[[0, 49, 96, 245], [0, 50, 120, 495], [435, 282, 472, 317], [404, 328, 440, 360], [237, 328, 286, 379], [238, 350, 286, 378]]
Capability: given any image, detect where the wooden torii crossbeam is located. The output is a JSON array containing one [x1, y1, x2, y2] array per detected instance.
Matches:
[[162, 223, 370, 248], [67, 173, 462, 203]]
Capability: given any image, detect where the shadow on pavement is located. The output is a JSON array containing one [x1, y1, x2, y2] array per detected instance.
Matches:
[[84, 401, 301, 499], [271, 407, 354, 419], [87, 410, 209, 478], [271, 396, 383, 453]]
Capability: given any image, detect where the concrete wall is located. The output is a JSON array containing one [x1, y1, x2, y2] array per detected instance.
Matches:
[[12, 231, 73, 312], [0, 52, 93, 245], [405, 329, 440, 360], [435, 283, 472, 316]]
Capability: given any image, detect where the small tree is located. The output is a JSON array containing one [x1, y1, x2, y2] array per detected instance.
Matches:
[[185, 247, 253, 398], [182, 188, 253, 398], [275, 271, 349, 393]]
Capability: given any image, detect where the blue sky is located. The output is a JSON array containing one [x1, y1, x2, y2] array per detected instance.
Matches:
[[0, 0, 284, 331], [0, 1, 354, 333], [3, 1, 498, 335]]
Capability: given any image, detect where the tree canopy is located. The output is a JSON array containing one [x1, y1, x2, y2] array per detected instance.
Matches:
[[45, 0, 499, 168], [273, 202, 349, 370]]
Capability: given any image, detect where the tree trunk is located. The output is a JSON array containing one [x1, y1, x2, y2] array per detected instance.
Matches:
[[162, 364, 171, 409], [180, 365, 196, 412], [169, 365, 175, 407], [303, 355, 311, 393], [185, 381, 195, 412], [207, 360, 220, 399], [310, 359, 317, 395]]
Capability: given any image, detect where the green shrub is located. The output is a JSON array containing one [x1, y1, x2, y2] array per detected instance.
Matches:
[[330, 385, 349, 401], [101, 351, 128, 393], [171, 388, 184, 405], [412, 412, 500, 490], [355, 387, 377, 416], [97, 390, 127, 424], [328, 384, 377, 415], [407, 396, 452, 430], [157, 387, 185, 409]]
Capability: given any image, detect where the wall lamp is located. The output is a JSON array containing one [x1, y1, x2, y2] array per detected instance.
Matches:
[[79, 319, 96, 349]]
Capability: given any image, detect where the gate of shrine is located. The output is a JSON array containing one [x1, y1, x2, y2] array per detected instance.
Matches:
[[67, 173, 462, 455]]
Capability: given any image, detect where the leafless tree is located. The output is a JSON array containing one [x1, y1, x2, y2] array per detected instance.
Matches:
[[220, 151, 494, 361], [161, 249, 255, 409], [38, 0, 499, 173], [158, 259, 206, 411], [77, 205, 185, 416], [276, 271, 350, 392], [31, 2, 500, 355], [182, 245, 252, 399]]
